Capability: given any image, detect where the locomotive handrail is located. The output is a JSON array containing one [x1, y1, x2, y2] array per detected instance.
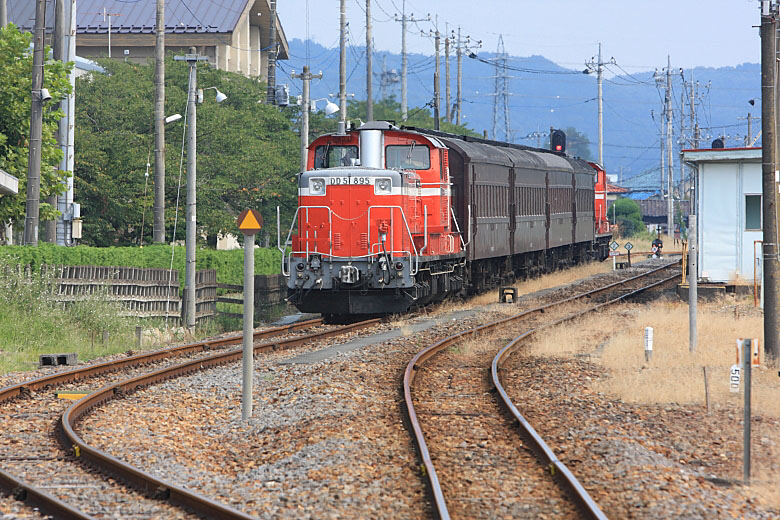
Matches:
[[282, 205, 334, 276], [420, 205, 428, 255], [451, 205, 471, 249], [367, 205, 420, 275], [284, 204, 419, 275]]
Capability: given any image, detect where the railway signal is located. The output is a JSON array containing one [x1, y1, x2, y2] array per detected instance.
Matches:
[[550, 129, 566, 153]]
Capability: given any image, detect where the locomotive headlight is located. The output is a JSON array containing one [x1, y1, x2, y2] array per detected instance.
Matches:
[[309, 178, 326, 195], [375, 177, 392, 195]]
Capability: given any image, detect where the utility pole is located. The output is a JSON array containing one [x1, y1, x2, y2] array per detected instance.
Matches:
[[153, 0, 166, 243], [433, 24, 440, 130], [56, 0, 77, 246], [175, 48, 208, 329], [659, 113, 665, 204], [394, 2, 427, 120], [24, 0, 46, 246], [293, 66, 323, 173], [585, 43, 615, 166], [760, 0, 779, 361], [99, 7, 122, 58], [456, 27, 462, 126], [451, 29, 477, 127], [679, 77, 685, 206], [666, 56, 674, 236], [445, 28, 451, 124], [741, 113, 754, 146], [45, 0, 66, 243], [689, 74, 699, 149], [365, 0, 373, 121], [266, 0, 278, 105], [339, 0, 347, 130], [0, 0, 6, 27]]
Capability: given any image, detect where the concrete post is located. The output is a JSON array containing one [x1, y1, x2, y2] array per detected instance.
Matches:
[[186, 49, 197, 328], [242, 232, 255, 420], [689, 214, 698, 352], [153, 0, 166, 243], [23, 0, 46, 246], [743, 338, 752, 484]]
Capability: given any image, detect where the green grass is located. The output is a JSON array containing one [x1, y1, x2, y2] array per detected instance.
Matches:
[[0, 264, 141, 373], [0, 243, 283, 287]]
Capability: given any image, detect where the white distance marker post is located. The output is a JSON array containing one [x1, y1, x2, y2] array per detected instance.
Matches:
[[744, 338, 752, 485], [644, 326, 653, 362], [237, 209, 263, 420]]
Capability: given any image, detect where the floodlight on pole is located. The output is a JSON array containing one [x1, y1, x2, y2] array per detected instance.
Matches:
[[201, 86, 227, 103], [311, 98, 340, 116], [164, 113, 182, 124]]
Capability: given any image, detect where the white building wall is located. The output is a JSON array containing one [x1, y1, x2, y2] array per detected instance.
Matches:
[[741, 162, 763, 282], [697, 159, 762, 282]]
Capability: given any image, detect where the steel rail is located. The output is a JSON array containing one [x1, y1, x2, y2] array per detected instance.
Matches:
[[0, 467, 95, 520], [60, 319, 380, 520], [491, 271, 681, 519], [0, 317, 323, 519], [0, 318, 323, 404], [402, 262, 679, 519]]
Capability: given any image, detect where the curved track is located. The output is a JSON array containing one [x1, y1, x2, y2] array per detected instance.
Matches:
[[0, 317, 379, 519], [403, 262, 681, 519]]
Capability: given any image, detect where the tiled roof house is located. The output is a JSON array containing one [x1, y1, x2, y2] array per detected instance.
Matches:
[[8, 0, 288, 79]]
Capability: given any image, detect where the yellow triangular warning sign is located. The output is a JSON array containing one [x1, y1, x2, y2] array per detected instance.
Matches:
[[237, 209, 263, 233], [240, 211, 260, 230]]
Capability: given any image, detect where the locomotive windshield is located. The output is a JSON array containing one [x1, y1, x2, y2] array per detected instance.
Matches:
[[386, 145, 430, 170], [313, 145, 359, 168]]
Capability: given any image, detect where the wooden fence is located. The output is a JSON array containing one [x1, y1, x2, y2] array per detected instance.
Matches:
[[42, 265, 217, 324], [217, 274, 288, 319], [4, 264, 285, 324]]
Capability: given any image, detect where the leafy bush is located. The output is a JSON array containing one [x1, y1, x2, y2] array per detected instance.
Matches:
[[608, 198, 645, 238], [0, 243, 282, 286]]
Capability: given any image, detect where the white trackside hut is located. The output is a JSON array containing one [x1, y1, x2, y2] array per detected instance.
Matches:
[[683, 147, 762, 284]]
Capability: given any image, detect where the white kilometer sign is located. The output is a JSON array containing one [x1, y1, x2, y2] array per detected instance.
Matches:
[[730, 364, 741, 393]]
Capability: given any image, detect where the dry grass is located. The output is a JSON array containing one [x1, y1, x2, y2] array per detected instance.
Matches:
[[529, 298, 780, 417], [387, 315, 414, 337], [447, 331, 509, 359], [616, 232, 681, 255], [464, 261, 612, 310]]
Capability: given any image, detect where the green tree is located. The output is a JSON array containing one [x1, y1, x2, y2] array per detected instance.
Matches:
[[563, 127, 592, 160], [75, 58, 299, 246], [609, 197, 644, 237], [0, 24, 73, 233]]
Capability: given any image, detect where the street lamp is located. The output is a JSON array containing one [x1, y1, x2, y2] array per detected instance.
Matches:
[[310, 98, 340, 116], [199, 86, 227, 104], [175, 48, 227, 328]]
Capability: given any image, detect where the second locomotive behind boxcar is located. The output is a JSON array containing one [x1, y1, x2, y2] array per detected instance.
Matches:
[[283, 122, 611, 318]]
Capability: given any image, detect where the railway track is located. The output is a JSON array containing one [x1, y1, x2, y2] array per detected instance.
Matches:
[[0, 317, 379, 520], [403, 261, 681, 519]]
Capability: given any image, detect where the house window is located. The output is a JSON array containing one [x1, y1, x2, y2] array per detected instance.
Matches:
[[746, 194, 762, 230]]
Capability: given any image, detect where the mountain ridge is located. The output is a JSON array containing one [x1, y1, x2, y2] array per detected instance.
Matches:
[[280, 38, 760, 193]]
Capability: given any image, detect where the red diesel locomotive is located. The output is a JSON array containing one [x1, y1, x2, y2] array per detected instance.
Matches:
[[282, 121, 611, 319]]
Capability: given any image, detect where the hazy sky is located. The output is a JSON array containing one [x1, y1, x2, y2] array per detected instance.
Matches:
[[277, 0, 760, 71]]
